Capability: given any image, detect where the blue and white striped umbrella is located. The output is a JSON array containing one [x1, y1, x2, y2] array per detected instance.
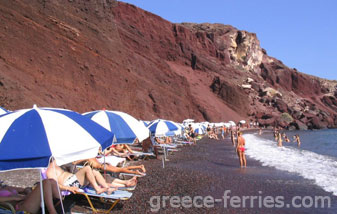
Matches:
[[0, 107, 9, 116], [0, 106, 114, 171], [147, 119, 179, 137], [141, 120, 150, 127], [83, 110, 149, 144], [194, 127, 205, 135]]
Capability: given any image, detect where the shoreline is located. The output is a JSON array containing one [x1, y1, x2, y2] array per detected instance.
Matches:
[[1, 133, 336, 213], [114, 133, 337, 213]]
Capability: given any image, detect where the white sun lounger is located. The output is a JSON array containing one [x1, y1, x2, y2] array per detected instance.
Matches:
[[76, 187, 132, 213], [96, 155, 126, 167]]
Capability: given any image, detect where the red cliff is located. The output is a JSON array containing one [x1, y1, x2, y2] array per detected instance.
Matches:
[[0, 0, 336, 128]]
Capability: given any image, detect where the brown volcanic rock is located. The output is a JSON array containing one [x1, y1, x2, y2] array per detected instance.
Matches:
[[0, 0, 336, 128]]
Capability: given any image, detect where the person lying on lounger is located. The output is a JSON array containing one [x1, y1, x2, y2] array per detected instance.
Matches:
[[74, 158, 146, 177], [47, 159, 123, 195], [0, 179, 59, 214], [103, 144, 136, 159], [154, 136, 175, 145]]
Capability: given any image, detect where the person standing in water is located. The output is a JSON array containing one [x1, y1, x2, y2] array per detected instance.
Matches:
[[277, 131, 283, 147], [236, 132, 247, 167], [294, 134, 301, 147]]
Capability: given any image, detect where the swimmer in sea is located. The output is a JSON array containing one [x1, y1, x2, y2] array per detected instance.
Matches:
[[294, 134, 301, 147], [236, 131, 247, 167], [277, 132, 283, 147]]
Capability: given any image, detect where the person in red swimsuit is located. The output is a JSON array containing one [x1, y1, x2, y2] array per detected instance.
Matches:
[[236, 132, 247, 167]]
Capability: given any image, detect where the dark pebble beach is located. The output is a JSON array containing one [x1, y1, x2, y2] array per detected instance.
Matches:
[[1, 131, 336, 213]]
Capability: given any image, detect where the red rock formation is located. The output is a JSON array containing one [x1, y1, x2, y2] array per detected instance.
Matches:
[[0, 0, 336, 128]]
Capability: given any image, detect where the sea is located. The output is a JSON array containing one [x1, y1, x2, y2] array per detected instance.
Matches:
[[244, 129, 337, 196]]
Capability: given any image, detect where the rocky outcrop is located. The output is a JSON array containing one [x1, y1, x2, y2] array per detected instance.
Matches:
[[0, 0, 336, 129]]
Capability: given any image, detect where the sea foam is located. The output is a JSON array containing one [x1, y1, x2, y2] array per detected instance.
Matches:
[[244, 134, 337, 196]]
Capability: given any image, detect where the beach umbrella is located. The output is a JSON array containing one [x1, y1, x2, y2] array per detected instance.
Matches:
[[0, 105, 114, 171], [194, 127, 206, 135], [223, 123, 231, 128], [0, 107, 9, 115], [171, 121, 184, 136], [240, 120, 246, 124], [147, 119, 179, 137], [141, 120, 150, 127], [83, 110, 149, 144], [228, 121, 236, 126]]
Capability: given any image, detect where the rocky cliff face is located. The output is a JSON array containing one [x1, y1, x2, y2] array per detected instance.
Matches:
[[0, 0, 336, 128]]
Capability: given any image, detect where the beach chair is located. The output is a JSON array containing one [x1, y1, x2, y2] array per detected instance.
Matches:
[[41, 169, 132, 214], [150, 136, 178, 161], [127, 151, 156, 160], [75, 187, 132, 213], [96, 155, 126, 167]]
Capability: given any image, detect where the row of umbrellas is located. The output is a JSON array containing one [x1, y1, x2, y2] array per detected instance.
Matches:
[[0, 105, 182, 214], [0, 105, 181, 171], [0, 104, 243, 172]]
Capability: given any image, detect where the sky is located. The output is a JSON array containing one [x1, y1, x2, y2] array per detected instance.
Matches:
[[118, 0, 337, 81]]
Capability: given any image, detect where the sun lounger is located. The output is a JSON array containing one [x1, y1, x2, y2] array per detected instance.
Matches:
[[150, 136, 178, 162], [40, 168, 132, 213], [76, 187, 132, 213], [119, 172, 146, 178], [96, 155, 126, 167], [129, 151, 155, 159]]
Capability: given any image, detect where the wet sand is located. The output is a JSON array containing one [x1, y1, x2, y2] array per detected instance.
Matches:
[[1, 132, 336, 213]]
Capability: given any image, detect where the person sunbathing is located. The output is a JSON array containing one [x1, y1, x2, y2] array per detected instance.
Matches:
[[46, 159, 118, 195], [75, 158, 146, 177], [103, 144, 137, 160], [0, 179, 59, 214], [165, 136, 173, 144], [208, 130, 219, 140], [154, 136, 175, 145]]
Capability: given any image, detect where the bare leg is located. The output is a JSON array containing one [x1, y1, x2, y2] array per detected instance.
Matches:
[[238, 151, 243, 167], [19, 179, 59, 214], [104, 164, 145, 175], [125, 165, 146, 173], [76, 166, 107, 194], [242, 153, 247, 167], [111, 177, 137, 187]]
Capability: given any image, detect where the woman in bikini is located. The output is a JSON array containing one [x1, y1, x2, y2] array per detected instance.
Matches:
[[236, 132, 247, 167], [46, 159, 117, 195]]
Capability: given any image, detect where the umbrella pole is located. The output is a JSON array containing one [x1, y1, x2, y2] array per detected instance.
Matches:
[[39, 170, 46, 214], [103, 155, 107, 180]]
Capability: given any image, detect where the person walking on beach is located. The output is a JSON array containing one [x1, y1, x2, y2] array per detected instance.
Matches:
[[236, 132, 247, 167], [221, 126, 226, 140], [230, 130, 236, 147]]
